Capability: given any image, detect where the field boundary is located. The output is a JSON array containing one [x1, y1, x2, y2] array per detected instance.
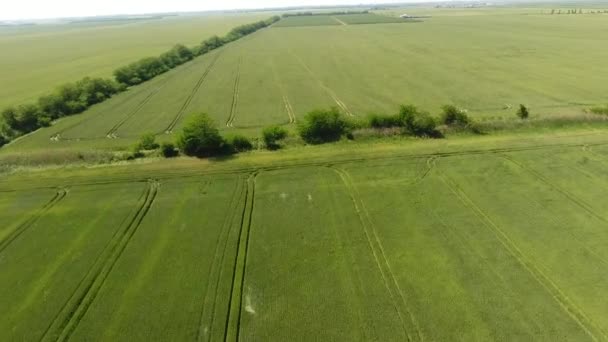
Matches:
[[197, 176, 245, 341], [224, 172, 257, 341], [226, 57, 242, 128], [4, 138, 608, 193], [437, 168, 606, 341], [332, 167, 424, 341], [40, 181, 159, 342], [286, 48, 353, 116], [164, 52, 223, 134], [0, 188, 67, 255]]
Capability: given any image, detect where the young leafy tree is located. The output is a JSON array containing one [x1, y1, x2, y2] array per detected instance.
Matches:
[[177, 113, 225, 157], [517, 104, 530, 119]]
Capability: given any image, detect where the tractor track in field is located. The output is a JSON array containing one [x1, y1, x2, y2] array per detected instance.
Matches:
[[52, 60, 201, 142], [4, 139, 608, 193], [500, 154, 608, 224], [270, 59, 296, 124], [331, 167, 424, 342], [40, 181, 159, 342], [105, 88, 162, 139], [226, 57, 242, 128], [436, 168, 606, 342], [197, 177, 245, 342], [164, 52, 223, 134], [224, 172, 257, 342], [0, 188, 67, 255], [286, 48, 353, 116]]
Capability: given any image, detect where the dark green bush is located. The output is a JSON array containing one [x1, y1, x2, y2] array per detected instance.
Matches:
[[517, 104, 530, 119], [160, 142, 179, 158], [230, 135, 254, 152], [440, 105, 470, 126], [262, 125, 288, 149], [177, 113, 226, 157], [299, 108, 351, 144]]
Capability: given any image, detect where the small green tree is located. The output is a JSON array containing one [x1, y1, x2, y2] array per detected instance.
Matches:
[[177, 113, 226, 157], [298, 108, 350, 144], [516, 104, 530, 119], [262, 126, 288, 149], [398, 105, 440, 137]]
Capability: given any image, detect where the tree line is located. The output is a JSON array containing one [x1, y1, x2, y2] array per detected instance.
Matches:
[[281, 10, 369, 18], [0, 15, 281, 148]]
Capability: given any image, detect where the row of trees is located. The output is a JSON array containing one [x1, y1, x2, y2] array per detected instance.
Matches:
[[550, 9, 608, 14], [114, 16, 280, 87], [282, 10, 368, 18], [0, 16, 281, 148], [1, 77, 122, 140]]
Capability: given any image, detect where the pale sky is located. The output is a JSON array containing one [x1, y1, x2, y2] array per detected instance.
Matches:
[[1, 0, 432, 21]]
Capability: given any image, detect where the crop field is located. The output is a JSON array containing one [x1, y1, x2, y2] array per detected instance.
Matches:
[[2, 131, 608, 341], [4, 8, 608, 153], [0, 13, 268, 108]]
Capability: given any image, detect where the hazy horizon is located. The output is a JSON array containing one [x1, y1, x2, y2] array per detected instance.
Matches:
[[1, 0, 443, 21]]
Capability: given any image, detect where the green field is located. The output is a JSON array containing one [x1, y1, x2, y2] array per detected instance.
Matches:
[[2, 130, 608, 340], [0, 13, 268, 108], [3, 7, 608, 153], [3, 5, 608, 341]]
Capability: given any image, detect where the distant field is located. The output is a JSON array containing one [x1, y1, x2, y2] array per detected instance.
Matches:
[[4, 7, 608, 153], [0, 13, 268, 108], [2, 131, 608, 340]]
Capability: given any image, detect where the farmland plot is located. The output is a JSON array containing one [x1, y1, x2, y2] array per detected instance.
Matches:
[[67, 176, 244, 341], [0, 182, 146, 341]]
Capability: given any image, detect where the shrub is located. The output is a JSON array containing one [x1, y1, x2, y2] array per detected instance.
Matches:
[[160, 142, 178, 158], [590, 105, 608, 115], [440, 105, 470, 126], [262, 125, 288, 149], [177, 113, 226, 157], [367, 113, 401, 128], [136, 133, 159, 150], [230, 135, 254, 152], [517, 104, 530, 119], [299, 108, 351, 144], [398, 105, 440, 137]]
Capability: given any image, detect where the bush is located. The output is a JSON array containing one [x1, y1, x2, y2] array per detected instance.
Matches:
[[398, 105, 440, 137], [136, 133, 159, 150], [589, 105, 608, 115], [177, 113, 226, 157], [160, 142, 178, 158], [230, 135, 254, 152], [517, 104, 530, 119], [440, 105, 470, 126], [262, 125, 288, 149], [299, 108, 351, 144], [367, 113, 401, 128]]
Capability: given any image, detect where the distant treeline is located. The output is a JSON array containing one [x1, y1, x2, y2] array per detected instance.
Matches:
[[0, 16, 280, 147], [282, 10, 369, 18]]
